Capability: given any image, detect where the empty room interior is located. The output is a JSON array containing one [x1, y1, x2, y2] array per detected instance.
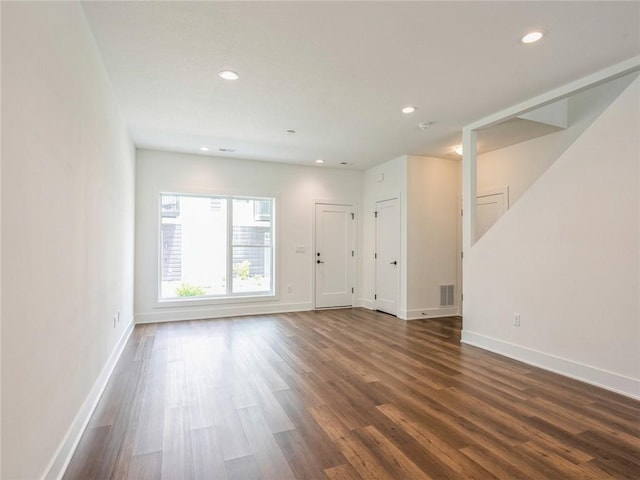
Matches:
[[2, 1, 640, 479]]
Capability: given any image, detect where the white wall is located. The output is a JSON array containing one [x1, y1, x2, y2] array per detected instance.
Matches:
[[135, 149, 362, 323], [463, 77, 640, 399], [0, 3, 4, 474], [406, 155, 460, 319], [477, 73, 637, 208], [1, 2, 135, 479], [360, 155, 407, 312], [359, 155, 460, 320]]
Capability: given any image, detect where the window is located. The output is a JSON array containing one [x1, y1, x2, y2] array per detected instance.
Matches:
[[160, 194, 274, 300]]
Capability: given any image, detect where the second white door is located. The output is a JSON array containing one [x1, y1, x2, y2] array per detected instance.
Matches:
[[375, 198, 400, 316], [315, 203, 354, 308]]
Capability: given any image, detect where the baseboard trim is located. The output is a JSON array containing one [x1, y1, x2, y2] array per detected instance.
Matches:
[[135, 301, 313, 324], [357, 298, 375, 311], [43, 319, 135, 480], [461, 330, 640, 400], [355, 302, 460, 321], [405, 307, 459, 320]]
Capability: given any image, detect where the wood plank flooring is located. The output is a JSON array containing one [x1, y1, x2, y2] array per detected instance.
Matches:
[[64, 309, 640, 479]]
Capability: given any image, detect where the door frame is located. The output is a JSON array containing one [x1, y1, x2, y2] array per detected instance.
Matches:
[[313, 199, 358, 309], [457, 195, 462, 317], [477, 186, 510, 210], [476, 186, 510, 239]]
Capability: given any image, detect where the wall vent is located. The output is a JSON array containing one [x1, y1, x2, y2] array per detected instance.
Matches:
[[440, 285, 455, 307]]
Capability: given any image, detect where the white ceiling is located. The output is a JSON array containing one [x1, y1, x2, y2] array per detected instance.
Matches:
[[81, 1, 640, 170]]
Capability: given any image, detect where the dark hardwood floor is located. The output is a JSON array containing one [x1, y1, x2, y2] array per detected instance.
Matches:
[[64, 308, 640, 479]]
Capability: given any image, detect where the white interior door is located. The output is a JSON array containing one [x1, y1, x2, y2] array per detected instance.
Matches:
[[477, 188, 508, 239], [315, 203, 354, 308], [375, 198, 400, 316]]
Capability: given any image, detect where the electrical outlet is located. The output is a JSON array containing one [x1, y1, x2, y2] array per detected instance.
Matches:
[[513, 313, 521, 327]]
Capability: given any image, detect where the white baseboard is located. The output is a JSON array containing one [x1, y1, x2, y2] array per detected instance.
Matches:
[[355, 301, 460, 321], [461, 330, 640, 400], [135, 301, 313, 324], [404, 307, 460, 320], [357, 298, 375, 310], [43, 320, 135, 480]]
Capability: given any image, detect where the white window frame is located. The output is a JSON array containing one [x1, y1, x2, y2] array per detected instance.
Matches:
[[156, 192, 277, 306]]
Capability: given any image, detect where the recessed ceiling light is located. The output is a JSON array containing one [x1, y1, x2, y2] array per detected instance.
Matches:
[[315, 159, 324, 164], [521, 30, 545, 44], [200, 146, 210, 152], [418, 122, 432, 130], [284, 129, 296, 135], [454, 145, 463, 155], [218, 70, 239, 80], [402, 106, 417, 114]]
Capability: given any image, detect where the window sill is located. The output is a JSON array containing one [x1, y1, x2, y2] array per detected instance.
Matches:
[[154, 293, 278, 309]]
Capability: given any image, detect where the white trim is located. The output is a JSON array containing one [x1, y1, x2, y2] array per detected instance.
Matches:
[[404, 307, 459, 320], [374, 192, 401, 204], [477, 186, 510, 210], [466, 55, 640, 131], [156, 292, 278, 308], [475, 186, 509, 240], [461, 330, 640, 401], [43, 320, 135, 480], [355, 301, 459, 321], [135, 301, 312, 324], [312, 198, 356, 207], [357, 298, 375, 310], [462, 129, 478, 252], [456, 195, 462, 318]]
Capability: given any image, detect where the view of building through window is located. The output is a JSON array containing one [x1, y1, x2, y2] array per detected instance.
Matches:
[[160, 194, 274, 299]]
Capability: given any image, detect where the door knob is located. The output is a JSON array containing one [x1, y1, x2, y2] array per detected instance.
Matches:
[[317, 260, 324, 264], [390, 261, 397, 265]]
